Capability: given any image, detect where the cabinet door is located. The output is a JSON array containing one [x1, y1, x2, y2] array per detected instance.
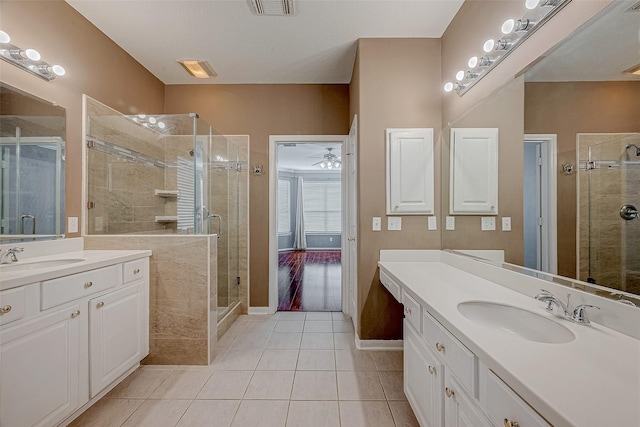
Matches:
[[449, 128, 498, 215], [386, 128, 435, 215], [444, 374, 491, 427], [89, 281, 144, 397], [0, 304, 81, 427], [404, 320, 443, 427]]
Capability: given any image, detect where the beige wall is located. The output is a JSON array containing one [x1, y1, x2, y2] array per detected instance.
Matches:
[[525, 81, 640, 278], [164, 84, 350, 306], [352, 39, 443, 340], [0, 0, 165, 237]]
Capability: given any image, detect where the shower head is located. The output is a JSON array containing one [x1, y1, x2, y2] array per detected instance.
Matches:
[[626, 144, 640, 156]]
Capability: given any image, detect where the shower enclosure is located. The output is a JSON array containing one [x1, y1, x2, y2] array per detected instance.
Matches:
[[578, 133, 640, 295], [84, 97, 243, 322]]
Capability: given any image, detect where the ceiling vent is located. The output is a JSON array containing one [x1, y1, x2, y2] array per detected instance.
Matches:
[[249, 0, 295, 16], [625, 1, 640, 12]]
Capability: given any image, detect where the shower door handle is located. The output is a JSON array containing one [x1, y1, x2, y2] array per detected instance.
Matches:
[[208, 214, 222, 238], [620, 205, 639, 221], [20, 214, 36, 234]]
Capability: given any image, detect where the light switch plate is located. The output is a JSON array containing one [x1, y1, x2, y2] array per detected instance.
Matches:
[[372, 217, 381, 231], [68, 216, 79, 233], [445, 216, 455, 231], [388, 217, 402, 231], [481, 217, 496, 231], [502, 217, 512, 231], [428, 216, 437, 230]]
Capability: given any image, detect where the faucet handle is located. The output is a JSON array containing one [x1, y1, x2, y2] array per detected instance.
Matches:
[[534, 289, 553, 299], [572, 304, 600, 325]]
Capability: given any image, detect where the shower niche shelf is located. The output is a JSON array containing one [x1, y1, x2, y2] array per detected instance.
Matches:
[[155, 216, 178, 223], [155, 189, 179, 198]]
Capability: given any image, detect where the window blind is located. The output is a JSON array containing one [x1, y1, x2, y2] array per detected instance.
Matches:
[[278, 179, 291, 234], [303, 181, 341, 233]]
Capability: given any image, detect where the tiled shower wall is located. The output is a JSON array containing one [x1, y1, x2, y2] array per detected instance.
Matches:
[[578, 133, 640, 294]]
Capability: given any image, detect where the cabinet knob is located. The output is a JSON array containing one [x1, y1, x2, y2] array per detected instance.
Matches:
[[84, 281, 93, 288], [445, 387, 455, 398], [435, 342, 445, 352], [428, 365, 435, 375], [405, 307, 412, 315], [504, 419, 520, 427], [71, 310, 81, 319], [134, 268, 140, 274], [0, 305, 12, 314], [96, 301, 105, 309]]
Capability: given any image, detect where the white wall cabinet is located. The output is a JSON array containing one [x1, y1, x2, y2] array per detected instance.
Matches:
[[449, 128, 498, 215], [386, 128, 435, 215]]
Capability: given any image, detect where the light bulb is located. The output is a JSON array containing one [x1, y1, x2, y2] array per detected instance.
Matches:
[[320, 162, 326, 169], [0, 30, 10, 44], [333, 161, 341, 168], [158, 121, 166, 129], [148, 117, 157, 125], [468, 56, 478, 68], [51, 65, 65, 76], [455, 70, 465, 81], [483, 39, 495, 53], [24, 49, 40, 61], [501, 19, 515, 34], [327, 162, 333, 169], [138, 114, 146, 119], [444, 82, 454, 92], [525, 0, 540, 9]]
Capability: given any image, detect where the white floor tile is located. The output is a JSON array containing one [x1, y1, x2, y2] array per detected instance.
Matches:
[[300, 332, 334, 350], [214, 349, 264, 370], [197, 370, 253, 400], [257, 349, 300, 371], [278, 312, 307, 321], [266, 332, 302, 349], [291, 371, 338, 400], [149, 368, 212, 399], [286, 401, 340, 427], [297, 350, 336, 371], [274, 320, 304, 333], [337, 371, 386, 400], [244, 370, 295, 399], [303, 321, 334, 333], [335, 350, 377, 371], [305, 312, 333, 321], [121, 399, 191, 427], [177, 400, 240, 427], [230, 400, 289, 427], [338, 401, 395, 427], [389, 400, 420, 426]]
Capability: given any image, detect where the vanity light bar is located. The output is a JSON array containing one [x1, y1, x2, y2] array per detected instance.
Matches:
[[444, 0, 571, 96], [0, 30, 65, 81]]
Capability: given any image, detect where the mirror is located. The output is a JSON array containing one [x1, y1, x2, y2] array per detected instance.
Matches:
[[441, 1, 640, 302], [0, 83, 66, 242]]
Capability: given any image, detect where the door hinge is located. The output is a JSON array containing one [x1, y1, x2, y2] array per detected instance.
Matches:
[[236, 276, 241, 286], [537, 217, 544, 226], [87, 139, 95, 148], [87, 201, 95, 209]]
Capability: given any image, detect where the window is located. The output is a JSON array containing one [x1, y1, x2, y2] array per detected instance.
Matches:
[[278, 179, 291, 234], [303, 181, 341, 233]]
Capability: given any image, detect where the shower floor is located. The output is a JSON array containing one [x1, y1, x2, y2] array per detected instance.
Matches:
[[278, 250, 341, 311]]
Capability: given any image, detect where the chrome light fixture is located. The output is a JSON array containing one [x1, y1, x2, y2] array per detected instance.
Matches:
[[0, 30, 65, 81], [314, 148, 341, 170], [444, 0, 572, 96], [127, 114, 168, 132]]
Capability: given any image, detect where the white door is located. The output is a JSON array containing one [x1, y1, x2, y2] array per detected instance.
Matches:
[[343, 116, 358, 328]]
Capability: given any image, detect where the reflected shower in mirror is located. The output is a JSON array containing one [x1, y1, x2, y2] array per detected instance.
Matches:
[[440, 0, 640, 302], [0, 83, 66, 241]]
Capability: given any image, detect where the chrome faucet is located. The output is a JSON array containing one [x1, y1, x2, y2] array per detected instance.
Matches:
[[0, 247, 24, 264], [534, 289, 600, 325]]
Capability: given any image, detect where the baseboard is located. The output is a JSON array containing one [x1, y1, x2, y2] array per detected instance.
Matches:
[[355, 333, 403, 350], [248, 307, 271, 315]]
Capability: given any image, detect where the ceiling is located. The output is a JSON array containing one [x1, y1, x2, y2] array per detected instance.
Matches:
[[277, 142, 341, 171], [65, 0, 464, 84]]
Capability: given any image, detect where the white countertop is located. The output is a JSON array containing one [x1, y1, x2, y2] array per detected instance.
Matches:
[[0, 249, 152, 291], [378, 258, 640, 427]]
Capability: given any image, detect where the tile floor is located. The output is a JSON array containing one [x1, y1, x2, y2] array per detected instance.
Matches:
[[71, 311, 418, 427]]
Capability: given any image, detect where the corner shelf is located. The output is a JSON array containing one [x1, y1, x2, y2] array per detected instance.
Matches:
[[155, 216, 178, 223], [154, 189, 179, 198]]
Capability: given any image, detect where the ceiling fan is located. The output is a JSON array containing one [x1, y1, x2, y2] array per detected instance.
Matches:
[[312, 148, 341, 169]]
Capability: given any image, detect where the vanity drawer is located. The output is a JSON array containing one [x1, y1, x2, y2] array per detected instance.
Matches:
[[41, 265, 119, 310], [0, 287, 26, 326], [486, 370, 550, 427], [423, 310, 477, 395], [380, 270, 401, 302], [123, 258, 148, 284], [402, 291, 422, 333]]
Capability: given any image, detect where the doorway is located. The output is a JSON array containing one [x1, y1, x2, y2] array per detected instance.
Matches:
[[523, 134, 557, 274], [269, 135, 350, 313]]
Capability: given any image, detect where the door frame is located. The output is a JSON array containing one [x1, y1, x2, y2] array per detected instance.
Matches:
[[268, 135, 349, 314], [524, 134, 558, 274]]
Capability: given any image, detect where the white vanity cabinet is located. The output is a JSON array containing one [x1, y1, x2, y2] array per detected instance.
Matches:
[[0, 255, 150, 427]]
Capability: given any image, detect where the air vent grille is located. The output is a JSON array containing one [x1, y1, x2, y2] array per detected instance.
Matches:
[[625, 1, 640, 12], [250, 0, 295, 16]]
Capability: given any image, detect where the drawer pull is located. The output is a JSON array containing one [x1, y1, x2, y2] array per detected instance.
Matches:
[[445, 387, 455, 398], [84, 281, 93, 288], [428, 365, 435, 375], [405, 306, 412, 315], [134, 268, 141, 274], [0, 305, 12, 314], [435, 342, 445, 352], [71, 310, 81, 319], [96, 301, 105, 309], [504, 419, 520, 427]]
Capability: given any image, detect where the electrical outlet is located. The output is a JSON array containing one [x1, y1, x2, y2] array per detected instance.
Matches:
[[428, 216, 437, 230], [502, 217, 512, 231], [388, 217, 402, 231], [372, 217, 381, 231], [68, 216, 79, 233], [481, 217, 496, 231], [445, 216, 455, 231]]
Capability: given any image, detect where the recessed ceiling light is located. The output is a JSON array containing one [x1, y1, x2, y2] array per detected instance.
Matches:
[[178, 60, 217, 79]]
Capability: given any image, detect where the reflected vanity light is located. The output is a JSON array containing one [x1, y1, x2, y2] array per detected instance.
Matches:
[[444, 0, 571, 96], [0, 30, 65, 81], [128, 114, 167, 133]]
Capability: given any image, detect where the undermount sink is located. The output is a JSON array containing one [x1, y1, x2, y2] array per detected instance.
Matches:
[[0, 258, 86, 272], [457, 301, 575, 344]]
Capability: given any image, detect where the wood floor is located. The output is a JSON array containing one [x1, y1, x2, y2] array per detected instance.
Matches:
[[278, 250, 341, 311]]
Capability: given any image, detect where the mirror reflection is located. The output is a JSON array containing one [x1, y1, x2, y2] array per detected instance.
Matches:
[[441, 1, 640, 299], [0, 83, 66, 241]]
